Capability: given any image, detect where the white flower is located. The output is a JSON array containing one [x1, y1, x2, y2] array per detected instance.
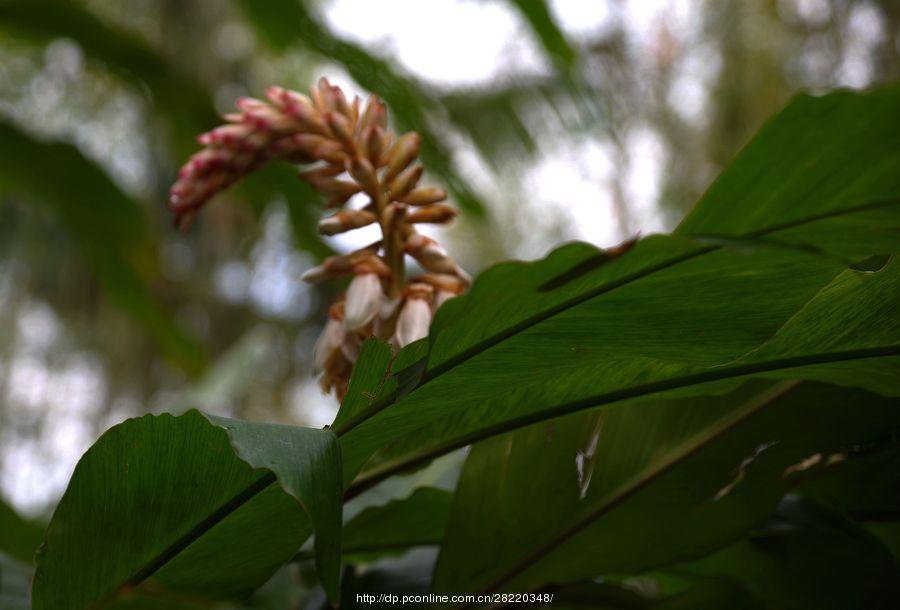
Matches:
[[394, 298, 432, 347], [344, 273, 383, 330], [313, 318, 344, 373]]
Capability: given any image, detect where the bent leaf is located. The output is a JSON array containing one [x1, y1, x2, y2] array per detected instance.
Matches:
[[32, 410, 342, 609]]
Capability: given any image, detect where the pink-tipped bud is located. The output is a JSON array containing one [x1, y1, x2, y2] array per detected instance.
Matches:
[[362, 126, 388, 166], [361, 95, 388, 130], [317, 210, 377, 236], [383, 133, 421, 184], [406, 204, 458, 225], [388, 164, 423, 200], [301, 254, 354, 283], [400, 187, 447, 206], [325, 112, 356, 151], [344, 273, 383, 330], [322, 83, 350, 116], [197, 123, 252, 148], [394, 292, 433, 347]]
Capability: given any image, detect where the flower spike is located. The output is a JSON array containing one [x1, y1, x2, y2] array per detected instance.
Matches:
[[171, 78, 469, 399]]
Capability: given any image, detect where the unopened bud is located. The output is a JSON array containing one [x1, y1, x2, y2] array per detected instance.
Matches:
[[414, 273, 467, 294], [326, 112, 356, 151], [383, 202, 408, 231], [344, 273, 384, 330], [351, 252, 392, 277], [306, 177, 361, 203], [347, 156, 381, 197], [406, 204, 458, 224], [362, 126, 388, 166], [383, 133, 421, 184], [197, 124, 251, 148], [322, 83, 350, 116], [318, 210, 377, 235], [400, 187, 447, 206], [301, 254, 354, 283], [361, 95, 388, 130], [388, 165, 423, 200]]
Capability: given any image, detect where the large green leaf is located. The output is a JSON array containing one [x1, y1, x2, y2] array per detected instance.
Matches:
[[0, 121, 205, 373], [32, 410, 343, 609], [433, 383, 900, 592], [332, 84, 900, 490], [664, 495, 900, 609]]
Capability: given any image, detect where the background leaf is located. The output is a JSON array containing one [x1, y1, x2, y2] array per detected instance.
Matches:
[[0, 120, 205, 373]]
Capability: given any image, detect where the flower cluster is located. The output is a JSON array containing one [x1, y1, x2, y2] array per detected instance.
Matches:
[[171, 78, 469, 399]]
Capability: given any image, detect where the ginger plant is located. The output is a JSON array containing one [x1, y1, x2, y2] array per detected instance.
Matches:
[[170, 78, 469, 399]]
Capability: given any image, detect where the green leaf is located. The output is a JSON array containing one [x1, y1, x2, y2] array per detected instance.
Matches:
[[341, 487, 452, 560], [433, 382, 900, 592], [666, 495, 900, 610], [32, 410, 343, 609], [676, 87, 900, 236], [332, 84, 900, 491], [0, 121, 206, 373], [0, 498, 43, 565]]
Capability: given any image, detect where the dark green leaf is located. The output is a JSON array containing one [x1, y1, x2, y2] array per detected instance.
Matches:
[[341, 487, 452, 560], [433, 383, 900, 592], [0, 497, 43, 565], [666, 495, 900, 610], [0, 121, 205, 373], [32, 410, 342, 609]]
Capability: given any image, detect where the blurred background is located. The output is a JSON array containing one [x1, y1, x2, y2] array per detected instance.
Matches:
[[0, 0, 898, 520]]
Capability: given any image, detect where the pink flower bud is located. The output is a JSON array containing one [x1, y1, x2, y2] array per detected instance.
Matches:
[[344, 273, 383, 330]]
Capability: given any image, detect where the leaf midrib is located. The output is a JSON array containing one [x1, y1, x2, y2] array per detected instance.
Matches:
[[346, 344, 900, 497], [333, 198, 900, 437]]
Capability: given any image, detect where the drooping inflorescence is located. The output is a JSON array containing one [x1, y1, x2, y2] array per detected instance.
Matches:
[[171, 78, 469, 399]]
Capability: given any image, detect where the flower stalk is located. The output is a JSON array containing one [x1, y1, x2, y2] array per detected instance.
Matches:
[[171, 78, 469, 399]]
